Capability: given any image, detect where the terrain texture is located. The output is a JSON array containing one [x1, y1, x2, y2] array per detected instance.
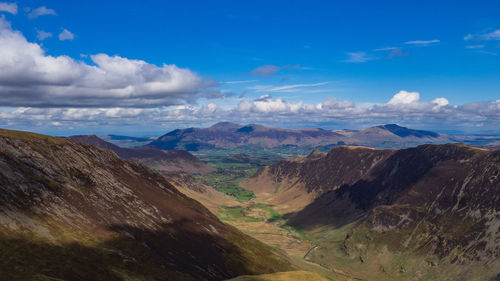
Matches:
[[0, 128, 293, 281], [242, 144, 500, 280]]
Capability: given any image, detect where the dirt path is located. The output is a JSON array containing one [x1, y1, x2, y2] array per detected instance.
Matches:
[[303, 244, 318, 259]]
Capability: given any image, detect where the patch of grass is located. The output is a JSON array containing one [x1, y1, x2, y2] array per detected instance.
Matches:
[[193, 166, 257, 201], [218, 206, 262, 222], [255, 203, 282, 222]]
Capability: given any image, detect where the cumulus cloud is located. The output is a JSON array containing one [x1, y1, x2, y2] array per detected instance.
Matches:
[[36, 29, 52, 40], [58, 28, 74, 40], [28, 6, 56, 18], [388, 90, 420, 105], [0, 17, 217, 108], [238, 95, 303, 114], [404, 39, 440, 46], [432, 97, 449, 107], [0, 2, 17, 14]]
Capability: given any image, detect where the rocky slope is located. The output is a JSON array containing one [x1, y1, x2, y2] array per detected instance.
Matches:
[[0, 128, 293, 281], [69, 135, 215, 174], [245, 144, 500, 280]]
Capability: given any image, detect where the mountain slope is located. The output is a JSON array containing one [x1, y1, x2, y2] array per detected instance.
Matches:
[[0, 128, 293, 281], [334, 124, 449, 148], [241, 146, 394, 214], [69, 135, 215, 174], [245, 144, 500, 280]]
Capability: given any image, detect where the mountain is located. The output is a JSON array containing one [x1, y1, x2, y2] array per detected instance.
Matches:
[[100, 134, 155, 148], [241, 146, 394, 215], [0, 128, 293, 281], [333, 123, 449, 148], [148, 122, 345, 151], [243, 144, 500, 280], [69, 135, 215, 174]]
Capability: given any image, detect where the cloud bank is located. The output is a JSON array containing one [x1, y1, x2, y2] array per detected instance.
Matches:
[[0, 17, 217, 108], [2, 90, 499, 133]]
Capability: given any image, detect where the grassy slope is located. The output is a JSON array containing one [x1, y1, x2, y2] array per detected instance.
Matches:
[[225, 270, 331, 281]]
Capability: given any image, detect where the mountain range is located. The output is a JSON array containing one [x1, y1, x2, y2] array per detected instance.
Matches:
[[147, 122, 451, 151]]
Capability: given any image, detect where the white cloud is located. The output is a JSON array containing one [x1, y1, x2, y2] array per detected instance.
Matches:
[[464, 30, 500, 42], [0, 2, 17, 14], [248, 82, 329, 93], [28, 6, 56, 18], [58, 28, 74, 40], [432, 97, 449, 107], [36, 29, 52, 40], [223, 80, 257, 84], [465, 44, 484, 49], [1, 92, 499, 133], [374, 47, 398, 51], [387, 90, 420, 105], [404, 39, 440, 46], [480, 30, 500, 41], [343, 52, 375, 63], [0, 17, 217, 108], [250, 65, 281, 77], [238, 95, 303, 114], [249, 64, 301, 77]]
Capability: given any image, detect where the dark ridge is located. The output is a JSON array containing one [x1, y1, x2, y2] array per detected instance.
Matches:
[[210, 122, 241, 129], [379, 124, 439, 138], [237, 126, 255, 133]]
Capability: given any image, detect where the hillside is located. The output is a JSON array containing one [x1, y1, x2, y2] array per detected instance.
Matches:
[[243, 144, 500, 280], [69, 135, 215, 174], [0, 128, 293, 281]]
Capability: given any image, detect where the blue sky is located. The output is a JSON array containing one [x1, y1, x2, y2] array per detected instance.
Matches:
[[0, 0, 499, 135]]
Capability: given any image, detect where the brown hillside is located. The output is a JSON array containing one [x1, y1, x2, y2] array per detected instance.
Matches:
[[0, 128, 293, 281]]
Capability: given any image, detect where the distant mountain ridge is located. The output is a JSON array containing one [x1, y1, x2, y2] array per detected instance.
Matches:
[[148, 122, 447, 151], [69, 135, 215, 174]]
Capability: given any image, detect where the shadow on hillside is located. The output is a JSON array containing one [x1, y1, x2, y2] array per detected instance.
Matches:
[[286, 145, 468, 230], [0, 217, 292, 281]]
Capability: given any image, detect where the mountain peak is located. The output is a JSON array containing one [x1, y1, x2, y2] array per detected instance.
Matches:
[[210, 121, 241, 129]]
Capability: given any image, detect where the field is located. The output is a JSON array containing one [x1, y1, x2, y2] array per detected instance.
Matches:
[[192, 148, 288, 201]]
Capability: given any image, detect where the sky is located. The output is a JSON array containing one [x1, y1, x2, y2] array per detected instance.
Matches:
[[0, 0, 499, 136]]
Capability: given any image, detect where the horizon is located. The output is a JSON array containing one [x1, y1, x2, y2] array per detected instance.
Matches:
[[0, 1, 499, 135], [5, 121, 500, 138]]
